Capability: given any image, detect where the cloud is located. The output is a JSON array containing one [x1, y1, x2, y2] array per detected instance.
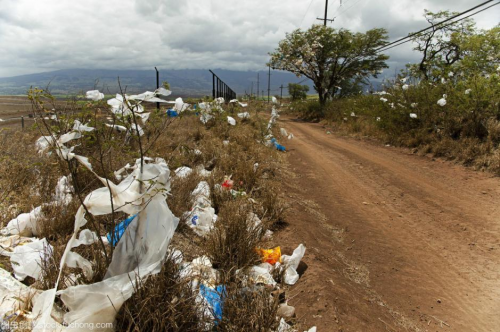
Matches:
[[0, 0, 497, 77]]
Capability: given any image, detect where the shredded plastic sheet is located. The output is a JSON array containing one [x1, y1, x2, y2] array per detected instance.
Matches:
[[281, 244, 306, 285], [35, 136, 55, 154], [0, 267, 39, 318], [54, 176, 72, 205], [31, 158, 179, 331], [0, 235, 35, 257], [280, 128, 288, 137], [10, 238, 52, 281], [174, 97, 190, 112], [227, 116, 236, 126]]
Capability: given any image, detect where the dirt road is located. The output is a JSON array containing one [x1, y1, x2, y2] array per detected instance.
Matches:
[[277, 118, 500, 332]]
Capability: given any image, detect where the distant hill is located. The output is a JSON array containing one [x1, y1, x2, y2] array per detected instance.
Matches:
[[0, 68, 317, 97]]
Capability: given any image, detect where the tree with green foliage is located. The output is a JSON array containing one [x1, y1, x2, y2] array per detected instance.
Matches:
[[269, 25, 389, 106], [409, 10, 476, 80], [288, 83, 309, 100]]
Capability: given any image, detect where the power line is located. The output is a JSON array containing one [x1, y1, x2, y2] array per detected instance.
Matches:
[[375, 0, 498, 52], [377, 1, 500, 53], [334, 0, 367, 19], [299, 0, 316, 28]]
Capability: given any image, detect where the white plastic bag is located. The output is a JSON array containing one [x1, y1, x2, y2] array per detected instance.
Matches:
[[281, 244, 306, 285], [11, 238, 52, 281]]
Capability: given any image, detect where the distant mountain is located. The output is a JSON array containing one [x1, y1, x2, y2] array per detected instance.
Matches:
[[0, 68, 316, 97]]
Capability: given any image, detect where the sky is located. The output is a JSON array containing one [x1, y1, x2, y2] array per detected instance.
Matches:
[[0, 0, 498, 78]]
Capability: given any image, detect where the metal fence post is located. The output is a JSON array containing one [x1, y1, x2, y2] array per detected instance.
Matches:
[[155, 67, 160, 111]]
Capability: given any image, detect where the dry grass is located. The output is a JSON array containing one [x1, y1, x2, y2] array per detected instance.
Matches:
[[115, 252, 208, 332], [203, 200, 262, 272]]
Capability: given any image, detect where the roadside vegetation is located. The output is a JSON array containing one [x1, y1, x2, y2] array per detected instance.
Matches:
[[273, 11, 500, 174]]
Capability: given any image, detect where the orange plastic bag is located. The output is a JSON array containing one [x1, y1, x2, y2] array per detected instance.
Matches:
[[256, 246, 282, 265]]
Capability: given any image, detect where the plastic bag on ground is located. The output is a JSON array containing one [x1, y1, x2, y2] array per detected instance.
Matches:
[[256, 246, 281, 265], [199, 284, 225, 322], [237, 112, 250, 119], [167, 109, 179, 117], [185, 181, 217, 237], [243, 263, 277, 286], [281, 244, 306, 285], [280, 128, 288, 137], [4, 206, 42, 237], [271, 138, 286, 152], [10, 238, 52, 281], [227, 116, 236, 126], [0, 267, 39, 318], [174, 166, 193, 178]]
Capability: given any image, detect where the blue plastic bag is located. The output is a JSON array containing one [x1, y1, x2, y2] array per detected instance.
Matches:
[[200, 284, 226, 322], [106, 214, 136, 246], [270, 138, 286, 152], [167, 109, 179, 117]]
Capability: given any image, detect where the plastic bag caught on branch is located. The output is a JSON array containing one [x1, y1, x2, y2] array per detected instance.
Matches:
[[32, 158, 179, 331]]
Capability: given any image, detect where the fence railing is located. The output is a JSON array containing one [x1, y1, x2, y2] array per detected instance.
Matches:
[[209, 70, 236, 101]]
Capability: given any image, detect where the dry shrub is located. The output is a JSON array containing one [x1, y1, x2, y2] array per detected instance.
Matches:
[[115, 252, 207, 332], [487, 118, 500, 145], [256, 181, 287, 228], [37, 199, 80, 241], [203, 200, 262, 272], [217, 279, 281, 332]]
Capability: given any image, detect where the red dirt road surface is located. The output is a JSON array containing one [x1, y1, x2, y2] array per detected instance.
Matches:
[[277, 118, 500, 332]]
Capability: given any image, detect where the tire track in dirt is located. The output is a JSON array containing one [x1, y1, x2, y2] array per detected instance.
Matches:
[[278, 118, 500, 332]]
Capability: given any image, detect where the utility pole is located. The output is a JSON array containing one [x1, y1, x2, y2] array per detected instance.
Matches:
[[279, 84, 284, 102], [257, 73, 260, 100], [316, 0, 334, 25], [251, 82, 254, 99], [267, 65, 271, 103], [323, 0, 328, 26]]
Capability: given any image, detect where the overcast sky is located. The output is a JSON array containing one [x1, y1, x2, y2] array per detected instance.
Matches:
[[0, 0, 498, 78]]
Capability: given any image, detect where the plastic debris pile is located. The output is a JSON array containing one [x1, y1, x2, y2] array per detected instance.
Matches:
[[0, 91, 314, 331]]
